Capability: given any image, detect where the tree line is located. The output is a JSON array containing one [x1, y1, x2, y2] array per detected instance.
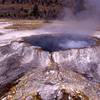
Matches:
[[0, 0, 85, 19]]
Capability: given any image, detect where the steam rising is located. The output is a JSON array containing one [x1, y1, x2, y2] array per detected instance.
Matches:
[[39, 0, 100, 50], [0, 0, 100, 50], [42, 0, 100, 34]]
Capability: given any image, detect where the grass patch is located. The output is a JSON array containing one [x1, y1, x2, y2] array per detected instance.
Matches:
[[4, 19, 46, 30]]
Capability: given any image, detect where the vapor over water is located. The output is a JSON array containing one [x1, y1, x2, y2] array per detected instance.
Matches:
[[36, 0, 100, 50], [0, 0, 100, 50]]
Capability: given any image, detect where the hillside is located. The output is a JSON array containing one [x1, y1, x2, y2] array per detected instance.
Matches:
[[0, 0, 85, 19]]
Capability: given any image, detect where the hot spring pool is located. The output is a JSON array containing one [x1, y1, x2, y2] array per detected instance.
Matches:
[[23, 34, 96, 52]]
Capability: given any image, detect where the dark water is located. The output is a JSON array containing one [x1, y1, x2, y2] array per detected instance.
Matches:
[[23, 34, 96, 52]]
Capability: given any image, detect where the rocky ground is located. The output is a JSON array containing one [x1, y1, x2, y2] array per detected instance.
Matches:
[[0, 20, 100, 100]]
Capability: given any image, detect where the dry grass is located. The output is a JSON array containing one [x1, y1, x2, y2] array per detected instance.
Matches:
[[3, 19, 46, 30], [0, 4, 33, 9]]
